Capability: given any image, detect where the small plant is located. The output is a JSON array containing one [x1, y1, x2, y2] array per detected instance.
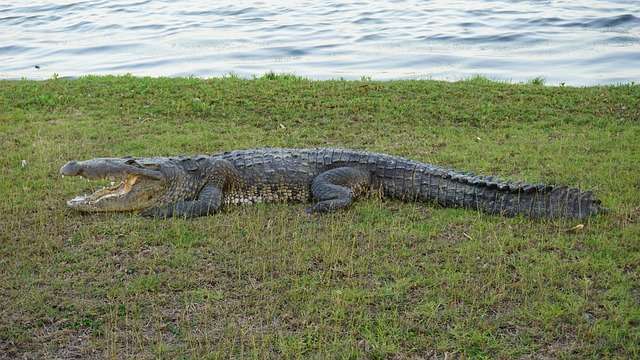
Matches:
[[529, 77, 545, 86], [466, 75, 494, 84], [263, 71, 278, 80], [261, 71, 303, 81]]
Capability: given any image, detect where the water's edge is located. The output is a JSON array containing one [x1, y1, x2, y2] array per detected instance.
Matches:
[[4, 74, 637, 89]]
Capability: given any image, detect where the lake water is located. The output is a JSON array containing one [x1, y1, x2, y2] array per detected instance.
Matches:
[[1, 0, 639, 85]]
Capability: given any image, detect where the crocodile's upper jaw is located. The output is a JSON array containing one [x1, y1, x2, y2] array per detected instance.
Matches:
[[60, 158, 166, 212]]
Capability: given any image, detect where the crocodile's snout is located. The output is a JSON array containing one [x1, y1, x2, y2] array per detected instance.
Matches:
[[60, 161, 81, 176]]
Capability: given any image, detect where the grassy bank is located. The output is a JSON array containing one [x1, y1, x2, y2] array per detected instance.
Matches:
[[1, 75, 638, 359]]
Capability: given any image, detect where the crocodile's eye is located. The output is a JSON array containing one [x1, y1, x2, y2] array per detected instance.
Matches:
[[125, 159, 143, 168], [141, 163, 161, 171]]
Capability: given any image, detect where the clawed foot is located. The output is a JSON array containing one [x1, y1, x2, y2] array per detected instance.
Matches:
[[305, 201, 344, 214], [140, 206, 173, 218], [306, 203, 328, 214]]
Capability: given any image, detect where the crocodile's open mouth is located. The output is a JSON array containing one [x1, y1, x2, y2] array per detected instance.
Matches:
[[67, 174, 141, 208], [60, 158, 165, 212]]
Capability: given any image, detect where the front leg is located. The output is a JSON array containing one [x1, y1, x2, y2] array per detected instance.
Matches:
[[142, 185, 223, 219]]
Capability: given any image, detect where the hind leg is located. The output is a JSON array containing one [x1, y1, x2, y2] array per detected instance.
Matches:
[[306, 167, 370, 214]]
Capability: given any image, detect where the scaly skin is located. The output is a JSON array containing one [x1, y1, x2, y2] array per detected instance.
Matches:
[[60, 148, 604, 219]]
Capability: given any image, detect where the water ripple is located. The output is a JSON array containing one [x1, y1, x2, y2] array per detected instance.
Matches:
[[0, 45, 34, 55], [1, 0, 639, 85], [569, 14, 640, 28]]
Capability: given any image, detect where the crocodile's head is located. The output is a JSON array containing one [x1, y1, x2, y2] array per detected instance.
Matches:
[[60, 157, 200, 212]]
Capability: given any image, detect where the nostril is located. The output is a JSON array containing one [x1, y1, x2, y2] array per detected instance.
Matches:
[[60, 161, 80, 176]]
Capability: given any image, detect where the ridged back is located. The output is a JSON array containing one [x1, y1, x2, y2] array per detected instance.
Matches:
[[212, 148, 603, 219]]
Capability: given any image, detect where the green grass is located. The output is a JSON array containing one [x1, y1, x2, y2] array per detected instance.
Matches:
[[1, 74, 639, 359]]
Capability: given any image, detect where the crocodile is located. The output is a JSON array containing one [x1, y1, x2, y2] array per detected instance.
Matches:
[[59, 148, 604, 219]]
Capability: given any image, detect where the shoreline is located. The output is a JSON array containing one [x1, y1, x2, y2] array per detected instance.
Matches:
[[2, 72, 638, 87]]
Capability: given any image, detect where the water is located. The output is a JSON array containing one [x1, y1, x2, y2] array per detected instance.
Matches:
[[1, 0, 639, 85]]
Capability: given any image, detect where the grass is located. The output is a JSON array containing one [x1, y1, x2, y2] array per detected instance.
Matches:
[[0, 74, 639, 359]]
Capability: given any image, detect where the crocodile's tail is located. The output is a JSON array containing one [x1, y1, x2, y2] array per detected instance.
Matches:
[[377, 162, 604, 219]]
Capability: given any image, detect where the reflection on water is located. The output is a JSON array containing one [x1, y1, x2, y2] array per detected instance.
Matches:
[[1, 0, 639, 84]]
